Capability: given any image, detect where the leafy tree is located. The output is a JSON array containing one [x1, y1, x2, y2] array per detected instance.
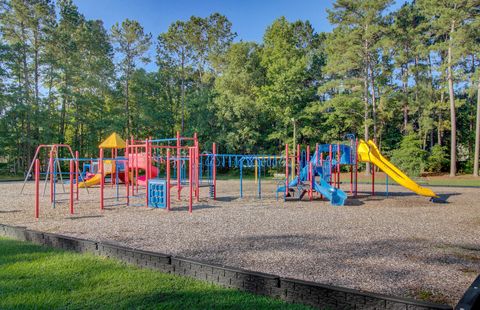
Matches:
[[326, 0, 393, 144], [304, 94, 364, 142], [73, 19, 114, 152], [0, 0, 55, 166], [391, 133, 427, 176], [0, 0, 479, 179], [389, 3, 424, 133], [157, 13, 234, 134], [258, 17, 322, 147], [417, 0, 478, 176], [157, 20, 193, 133], [426, 144, 449, 173], [214, 42, 266, 152], [467, 16, 480, 176], [111, 19, 151, 138]]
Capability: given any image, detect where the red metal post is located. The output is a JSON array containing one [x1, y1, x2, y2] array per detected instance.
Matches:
[[177, 131, 181, 200], [355, 138, 358, 197], [285, 144, 289, 197], [194, 133, 199, 202], [212, 143, 217, 200], [320, 153, 324, 199], [145, 138, 150, 207], [130, 137, 134, 195], [309, 161, 313, 200], [100, 148, 104, 210], [75, 151, 79, 200], [49, 149, 54, 203], [306, 145, 311, 198], [69, 160, 74, 215], [296, 144, 300, 177], [35, 159, 40, 219], [188, 147, 193, 213], [328, 145, 332, 185], [196, 144, 200, 202], [337, 143, 340, 188], [135, 143, 138, 195], [125, 140, 130, 206], [166, 149, 171, 211], [306, 145, 310, 178], [148, 136, 153, 179]]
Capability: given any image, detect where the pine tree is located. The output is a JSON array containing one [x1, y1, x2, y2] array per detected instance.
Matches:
[[111, 19, 151, 138], [326, 0, 392, 145], [418, 0, 478, 176], [257, 17, 321, 146]]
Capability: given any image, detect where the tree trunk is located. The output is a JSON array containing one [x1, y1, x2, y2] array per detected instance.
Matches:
[[74, 99, 79, 150], [363, 61, 370, 176], [430, 129, 434, 149], [402, 64, 408, 132], [438, 91, 444, 146], [60, 94, 67, 142], [181, 52, 186, 134], [447, 20, 456, 177], [414, 56, 419, 104], [125, 78, 130, 138], [423, 132, 427, 150], [474, 77, 480, 177], [60, 74, 68, 142], [368, 60, 377, 143], [21, 22, 32, 170], [33, 30, 40, 146]]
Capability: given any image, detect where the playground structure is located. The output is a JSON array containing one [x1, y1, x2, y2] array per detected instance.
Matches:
[[277, 142, 354, 206], [123, 132, 203, 212], [357, 140, 437, 198], [26, 132, 437, 219]]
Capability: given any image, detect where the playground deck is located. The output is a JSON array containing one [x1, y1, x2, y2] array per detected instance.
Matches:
[[1, 179, 479, 306]]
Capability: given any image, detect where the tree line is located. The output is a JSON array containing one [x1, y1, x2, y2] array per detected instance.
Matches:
[[0, 0, 479, 177]]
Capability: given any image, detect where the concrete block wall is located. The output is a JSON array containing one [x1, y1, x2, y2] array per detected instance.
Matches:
[[1, 223, 470, 310]]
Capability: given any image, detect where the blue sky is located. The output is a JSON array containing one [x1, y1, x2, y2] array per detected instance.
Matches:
[[74, 0, 405, 70]]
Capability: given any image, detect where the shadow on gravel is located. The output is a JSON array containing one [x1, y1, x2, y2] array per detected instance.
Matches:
[[344, 199, 365, 206], [177, 233, 468, 305], [0, 210, 22, 213], [355, 190, 461, 204], [215, 196, 238, 202], [434, 193, 460, 203], [68, 215, 104, 220], [169, 204, 220, 212]]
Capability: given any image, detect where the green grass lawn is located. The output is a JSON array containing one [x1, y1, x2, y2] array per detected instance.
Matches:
[[0, 175, 23, 181], [0, 237, 309, 309]]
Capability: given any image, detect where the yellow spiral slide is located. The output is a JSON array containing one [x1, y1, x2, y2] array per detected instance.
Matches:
[[357, 139, 438, 198]]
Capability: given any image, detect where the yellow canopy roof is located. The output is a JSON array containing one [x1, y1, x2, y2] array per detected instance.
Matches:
[[99, 133, 126, 149]]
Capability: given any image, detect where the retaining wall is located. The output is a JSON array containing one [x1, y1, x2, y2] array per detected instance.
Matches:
[[1, 223, 474, 310]]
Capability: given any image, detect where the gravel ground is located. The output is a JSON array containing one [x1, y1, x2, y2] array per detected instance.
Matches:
[[1, 179, 479, 306]]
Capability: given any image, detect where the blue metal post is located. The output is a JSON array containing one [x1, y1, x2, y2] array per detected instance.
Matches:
[[258, 159, 261, 199], [386, 175, 389, 197], [240, 162, 243, 198], [199, 156, 203, 184]]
